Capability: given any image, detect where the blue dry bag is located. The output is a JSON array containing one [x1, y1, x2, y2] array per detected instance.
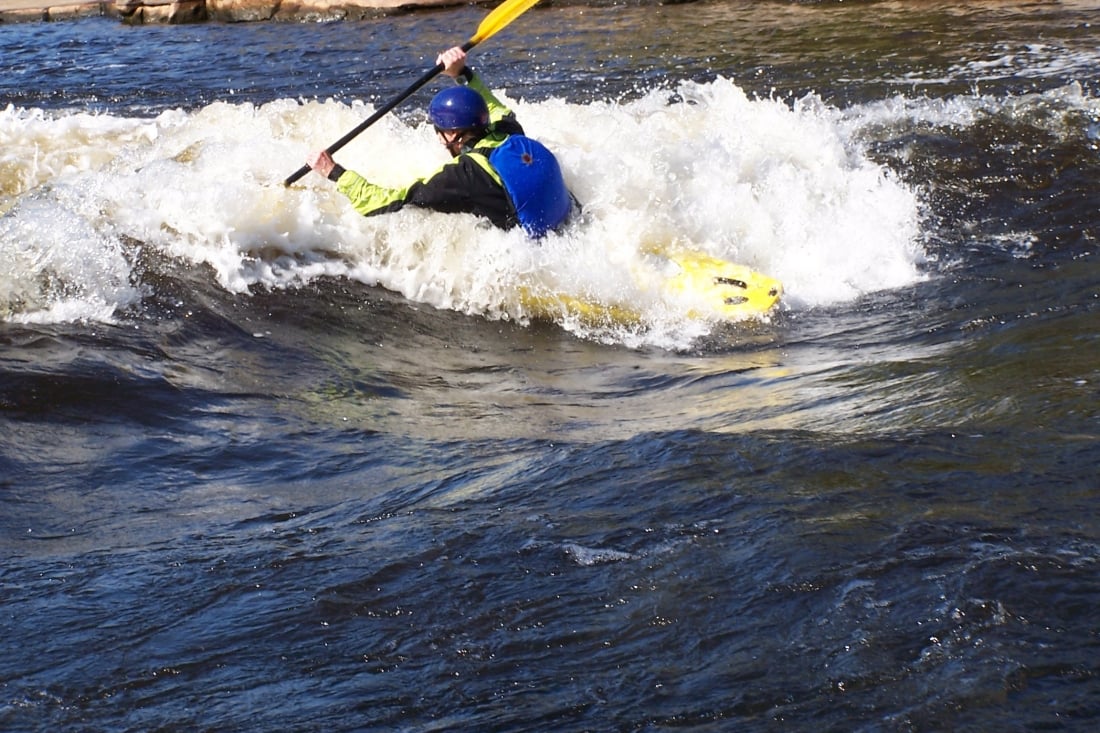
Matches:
[[488, 135, 572, 238]]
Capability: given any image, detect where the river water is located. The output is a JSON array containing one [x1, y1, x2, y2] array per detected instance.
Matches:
[[2, 1, 1098, 730]]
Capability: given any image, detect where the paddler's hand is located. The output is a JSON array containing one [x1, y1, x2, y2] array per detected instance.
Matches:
[[437, 47, 468, 78], [306, 150, 338, 180]]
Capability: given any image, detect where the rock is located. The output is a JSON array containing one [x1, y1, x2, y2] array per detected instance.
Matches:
[[0, 8, 47, 21], [115, 0, 206, 24], [1, 0, 490, 25], [47, 2, 109, 19], [204, 0, 276, 22]]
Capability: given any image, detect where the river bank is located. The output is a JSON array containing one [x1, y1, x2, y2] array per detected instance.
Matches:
[[0, 0, 484, 24]]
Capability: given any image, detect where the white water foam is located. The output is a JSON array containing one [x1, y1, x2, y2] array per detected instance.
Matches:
[[0, 79, 931, 346]]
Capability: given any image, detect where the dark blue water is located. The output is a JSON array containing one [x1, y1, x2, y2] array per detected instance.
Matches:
[[2, 2, 1099, 730]]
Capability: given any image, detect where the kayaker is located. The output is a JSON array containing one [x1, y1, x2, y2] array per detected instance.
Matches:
[[305, 47, 575, 238]]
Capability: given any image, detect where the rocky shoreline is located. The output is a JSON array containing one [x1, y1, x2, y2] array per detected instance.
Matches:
[[0, 0, 497, 24]]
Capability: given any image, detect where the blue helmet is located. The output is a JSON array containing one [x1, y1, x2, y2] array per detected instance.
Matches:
[[428, 87, 490, 131]]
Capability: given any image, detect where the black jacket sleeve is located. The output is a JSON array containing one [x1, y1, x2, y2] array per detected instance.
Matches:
[[395, 155, 519, 231]]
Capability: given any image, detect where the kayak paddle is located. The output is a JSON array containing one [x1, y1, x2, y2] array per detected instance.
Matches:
[[283, 0, 544, 187]]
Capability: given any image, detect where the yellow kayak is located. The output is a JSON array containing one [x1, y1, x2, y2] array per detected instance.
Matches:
[[520, 247, 782, 325]]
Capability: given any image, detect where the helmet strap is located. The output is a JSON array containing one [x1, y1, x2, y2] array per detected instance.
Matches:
[[437, 127, 487, 157]]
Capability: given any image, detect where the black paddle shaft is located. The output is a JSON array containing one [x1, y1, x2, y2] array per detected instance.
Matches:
[[283, 40, 477, 187]]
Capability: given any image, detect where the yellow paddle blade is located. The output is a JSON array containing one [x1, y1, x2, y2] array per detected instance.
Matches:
[[471, 0, 544, 45]]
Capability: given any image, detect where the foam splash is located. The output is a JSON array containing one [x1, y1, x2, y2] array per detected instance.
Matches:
[[563, 542, 637, 566], [0, 80, 930, 345], [0, 195, 143, 323]]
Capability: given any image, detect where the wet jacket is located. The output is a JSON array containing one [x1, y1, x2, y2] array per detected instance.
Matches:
[[328, 71, 571, 236]]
